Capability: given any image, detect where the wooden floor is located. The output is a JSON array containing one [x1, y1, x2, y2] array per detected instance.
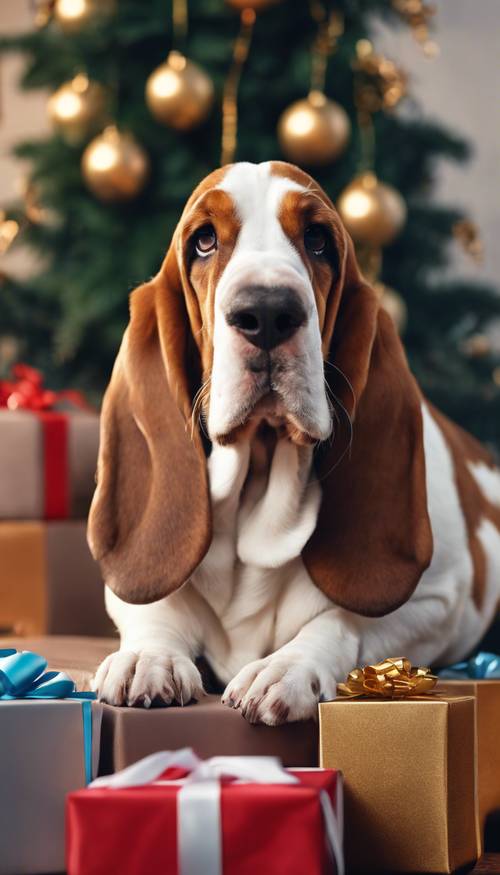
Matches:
[[473, 857, 500, 874]]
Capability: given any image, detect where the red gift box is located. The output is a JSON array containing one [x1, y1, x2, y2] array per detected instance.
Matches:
[[67, 749, 344, 875]]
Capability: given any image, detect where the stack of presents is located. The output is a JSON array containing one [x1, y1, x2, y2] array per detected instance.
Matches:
[[1, 366, 499, 875]]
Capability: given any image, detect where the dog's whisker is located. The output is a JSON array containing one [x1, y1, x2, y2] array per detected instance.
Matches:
[[190, 376, 212, 441], [324, 359, 357, 411], [311, 381, 353, 483]]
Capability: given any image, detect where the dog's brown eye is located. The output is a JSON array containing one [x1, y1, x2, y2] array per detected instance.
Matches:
[[194, 225, 217, 257], [304, 224, 327, 256]]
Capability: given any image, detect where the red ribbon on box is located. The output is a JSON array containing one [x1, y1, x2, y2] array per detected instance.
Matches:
[[0, 364, 92, 519]]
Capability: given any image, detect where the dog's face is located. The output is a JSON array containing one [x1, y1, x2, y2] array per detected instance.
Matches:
[[176, 162, 346, 446], [89, 160, 433, 618]]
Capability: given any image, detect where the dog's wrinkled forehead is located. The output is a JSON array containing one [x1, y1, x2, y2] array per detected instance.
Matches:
[[217, 161, 305, 251], [185, 160, 306, 208], [182, 160, 336, 249]]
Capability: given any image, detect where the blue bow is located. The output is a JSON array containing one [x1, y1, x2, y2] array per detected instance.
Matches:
[[438, 651, 500, 680], [0, 647, 96, 782]]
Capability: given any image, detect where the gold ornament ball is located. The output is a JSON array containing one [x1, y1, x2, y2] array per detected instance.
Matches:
[[462, 333, 490, 358], [146, 51, 214, 131], [337, 172, 407, 247], [226, 0, 281, 9], [47, 75, 107, 145], [278, 91, 350, 167], [82, 127, 150, 202], [54, 0, 115, 33], [374, 282, 407, 333]]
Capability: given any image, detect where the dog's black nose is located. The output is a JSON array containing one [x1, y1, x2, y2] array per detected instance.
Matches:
[[226, 286, 306, 351]]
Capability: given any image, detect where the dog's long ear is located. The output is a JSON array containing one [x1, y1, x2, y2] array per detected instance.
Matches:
[[303, 237, 433, 617], [87, 245, 211, 604]]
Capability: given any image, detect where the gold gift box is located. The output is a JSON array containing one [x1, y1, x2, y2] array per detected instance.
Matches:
[[319, 695, 480, 873], [438, 679, 500, 839]]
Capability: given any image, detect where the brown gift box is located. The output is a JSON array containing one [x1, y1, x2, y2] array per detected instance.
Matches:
[[0, 521, 114, 636], [98, 696, 318, 775], [319, 696, 480, 874], [438, 679, 500, 838], [0, 408, 99, 519]]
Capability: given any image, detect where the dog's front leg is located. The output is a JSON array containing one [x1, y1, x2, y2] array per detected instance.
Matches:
[[93, 585, 205, 707], [222, 609, 360, 726]]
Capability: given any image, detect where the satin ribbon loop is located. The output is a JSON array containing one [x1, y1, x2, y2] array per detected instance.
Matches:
[[338, 656, 438, 699], [90, 749, 299, 790], [90, 749, 344, 875], [0, 649, 48, 697], [438, 651, 500, 680], [0, 648, 80, 699], [185, 755, 299, 786]]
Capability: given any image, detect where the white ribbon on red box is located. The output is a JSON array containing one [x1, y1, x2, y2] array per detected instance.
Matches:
[[90, 748, 344, 875]]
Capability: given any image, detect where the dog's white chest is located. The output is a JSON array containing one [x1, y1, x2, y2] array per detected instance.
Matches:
[[191, 439, 328, 679]]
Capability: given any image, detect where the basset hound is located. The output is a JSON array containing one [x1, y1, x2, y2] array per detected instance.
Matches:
[[89, 161, 500, 724]]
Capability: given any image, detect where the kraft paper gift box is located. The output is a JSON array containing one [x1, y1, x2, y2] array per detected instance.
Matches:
[[319, 694, 480, 874], [67, 750, 344, 875], [0, 407, 99, 520], [96, 654, 317, 774], [437, 675, 500, 838], [0, 649, 103, 875], [99, 695, 318, 774], [0, 520, 114, 636]]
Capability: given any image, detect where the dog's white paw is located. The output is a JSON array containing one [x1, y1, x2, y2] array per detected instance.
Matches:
[[93, 650, 204, 707], [222, 655, 335, 725]]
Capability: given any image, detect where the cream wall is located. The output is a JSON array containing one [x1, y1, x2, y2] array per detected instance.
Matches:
[[0, 1, 498, 285], [376, 0, 500, 287]]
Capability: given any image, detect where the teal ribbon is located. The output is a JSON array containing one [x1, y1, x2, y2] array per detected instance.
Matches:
[[0, 647, 96, 783], [438, 651, 500, 680]]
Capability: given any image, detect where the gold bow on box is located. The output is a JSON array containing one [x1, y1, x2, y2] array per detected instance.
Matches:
[[337, 657, 437, 699]]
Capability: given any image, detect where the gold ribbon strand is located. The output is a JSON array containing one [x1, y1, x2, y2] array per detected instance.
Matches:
[[221, 9, 256, 167], [353, 39, 407, 173], [172, 0, 188, 45], [309, 1, 344, 96]]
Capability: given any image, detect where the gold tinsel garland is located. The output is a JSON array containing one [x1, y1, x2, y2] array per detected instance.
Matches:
[[221, 9, 256, 166]]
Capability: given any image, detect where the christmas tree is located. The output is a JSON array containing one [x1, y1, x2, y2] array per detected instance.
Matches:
[[1, 0, 499, 444]]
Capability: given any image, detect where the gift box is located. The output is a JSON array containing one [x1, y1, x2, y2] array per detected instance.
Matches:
[[1, 636, 318, 772], [0, 648, 102, 875], [438, 652, 500, 838], [0, 407, 99, 520], [0, 521, 114, 636], [319, 692, 480, 873], [99, 694, 318, 775], [0, 364, 99, 520], [67, 749, 344, 875]]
